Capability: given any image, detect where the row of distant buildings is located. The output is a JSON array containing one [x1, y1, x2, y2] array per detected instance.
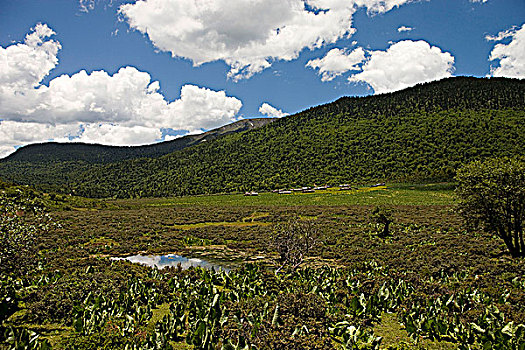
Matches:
[[244, 183, 385, 196]]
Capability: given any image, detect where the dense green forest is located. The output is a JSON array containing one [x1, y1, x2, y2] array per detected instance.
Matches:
[[1, 77, 524, 198]]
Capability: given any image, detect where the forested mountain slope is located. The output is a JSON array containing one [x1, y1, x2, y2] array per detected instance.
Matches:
[[0, 118, 274, 191], [3, 118, 275, 164], [1, 77, 524, 198]]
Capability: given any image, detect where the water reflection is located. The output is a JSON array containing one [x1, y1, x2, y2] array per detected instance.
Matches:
[[111, 254, 231, 271]]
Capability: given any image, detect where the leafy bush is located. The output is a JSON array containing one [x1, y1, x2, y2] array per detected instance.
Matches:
[[456, 157, 525, 257], [370, 207, 393, 237]]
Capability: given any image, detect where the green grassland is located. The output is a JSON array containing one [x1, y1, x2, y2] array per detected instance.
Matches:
[[2, 182, 524, 349], [113, 184, 455, 209]]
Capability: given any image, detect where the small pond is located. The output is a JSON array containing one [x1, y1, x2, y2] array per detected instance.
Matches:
[[111, 254, 232, 271]]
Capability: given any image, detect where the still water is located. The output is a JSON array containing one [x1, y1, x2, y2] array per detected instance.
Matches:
[[111, 254, 231, 271]]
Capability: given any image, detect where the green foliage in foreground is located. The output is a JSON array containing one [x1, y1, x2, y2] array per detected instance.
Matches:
[[4, 262, 524, 349], [0, 185, 53, 348], [0, 77, 524, 198], [456, 157, 525, 257]]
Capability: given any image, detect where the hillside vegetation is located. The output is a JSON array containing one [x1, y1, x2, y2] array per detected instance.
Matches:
[[0, 118, 274, 193], [2, 118, 275, 164], [1, 77, 524, 198]]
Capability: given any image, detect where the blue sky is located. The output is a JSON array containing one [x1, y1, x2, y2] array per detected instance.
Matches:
[[0, 0, 524, 156]]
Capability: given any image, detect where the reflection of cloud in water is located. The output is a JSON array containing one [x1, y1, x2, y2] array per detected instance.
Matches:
[[111, 254, 229, 271]]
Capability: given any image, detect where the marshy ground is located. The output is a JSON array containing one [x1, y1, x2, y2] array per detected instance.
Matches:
[[4, 184, 524, 349]]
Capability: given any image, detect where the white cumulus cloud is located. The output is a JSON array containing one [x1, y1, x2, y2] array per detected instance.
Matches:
[[0, 23, 60, 92], [488, 23, 525, 78], [0, 121, 81, 146], [0, 24, 243, 157], [348, 40, 455, 94], [259, 103, 289, 118], [397, 26, 413, 32], [119, 0, 414, 81], [306, 47, 365, 81], [77, 124, 163, 145]]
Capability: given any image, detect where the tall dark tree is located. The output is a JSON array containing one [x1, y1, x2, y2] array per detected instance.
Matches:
[[371, 206, 394, 237], [456, 157, 525, 257]]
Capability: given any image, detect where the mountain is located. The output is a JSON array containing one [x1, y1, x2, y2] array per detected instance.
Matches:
[[1, 77, 524, 198], [0, 118, 275, 191], [3, 118, 276, 164]]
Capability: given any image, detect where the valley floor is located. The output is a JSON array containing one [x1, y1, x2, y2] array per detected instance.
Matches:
[[2, 184, 524, 349]]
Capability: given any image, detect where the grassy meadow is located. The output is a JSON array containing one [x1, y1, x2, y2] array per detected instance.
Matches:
[[2, 182, 524, 349], [113, 183, 456, 209]]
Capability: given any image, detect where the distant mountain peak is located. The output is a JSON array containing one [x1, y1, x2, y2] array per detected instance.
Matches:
[[2, 117, 277, 164]]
